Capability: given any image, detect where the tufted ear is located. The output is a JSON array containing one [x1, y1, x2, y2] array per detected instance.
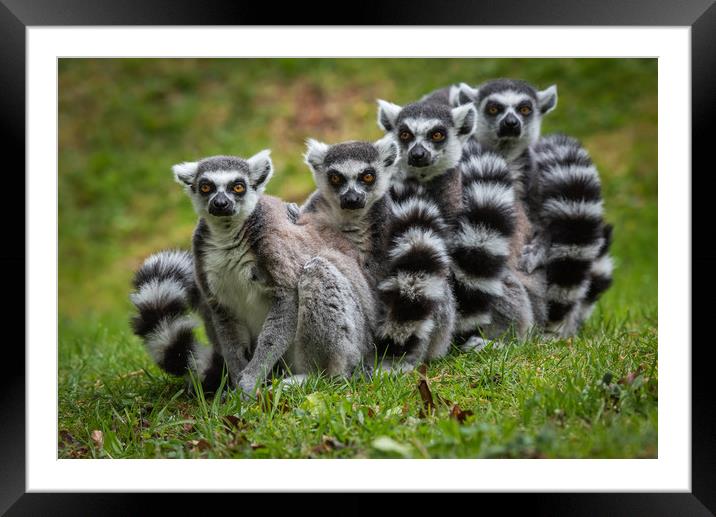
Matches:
[[451, 103, 477, 141], [303, 138, 330, 175], [457, 82, 479, 106], [172, 161, 198, 186], [374, 134, 400, 168], [537, 84, 558, 115], [376, 99, 402, 132], [246, 149, 273, 190], [447, 84, 462, 107]]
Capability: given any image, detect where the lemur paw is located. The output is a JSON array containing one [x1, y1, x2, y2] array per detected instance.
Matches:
[[382, 361, 415, 374], [518, 244, 542, 274], [236, 375, 258, 402], [278, 374, 308, 388], [461, 336, 488, 352]]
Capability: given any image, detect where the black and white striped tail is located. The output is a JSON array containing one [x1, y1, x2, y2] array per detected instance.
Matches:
[[578, 223, 614, 322], [377, 183, 452, 358], [130, 250, 223, 391], [534, 134, 610, 336], [451, 140, 517, 344]]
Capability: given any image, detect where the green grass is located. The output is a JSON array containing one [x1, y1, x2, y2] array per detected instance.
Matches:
[[58, 58, 657, 459]]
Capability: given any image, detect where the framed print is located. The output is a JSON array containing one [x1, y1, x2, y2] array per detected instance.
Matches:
[[3, 0, 714, 513]]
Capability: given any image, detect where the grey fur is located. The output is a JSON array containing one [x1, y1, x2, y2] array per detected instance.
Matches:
[[377, 99, 536, 346], [301, 136, 455, 371], [450, 79, 612, 336], [177, 151, 377, 398]]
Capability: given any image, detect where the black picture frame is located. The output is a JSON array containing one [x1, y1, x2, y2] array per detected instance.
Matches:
[[3, 0, 713, 513]]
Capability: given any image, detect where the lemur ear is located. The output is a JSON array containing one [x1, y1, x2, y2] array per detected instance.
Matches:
[[447, 84, 462, 107], [457, 83, 479, 106], [172, 161, 198, 186], [377, 99, 402, 132], [537, 84, 558, 114], [303, 139, 330, 174], [246, 149, 273, 190], [375, 134, 400, 168], [451, 103, 477, 140]]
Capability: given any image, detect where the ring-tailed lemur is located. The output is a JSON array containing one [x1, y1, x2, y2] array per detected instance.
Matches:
[[450, 79, 614, 336], [133, 150, 377, 398], [130, 249, 225, 392], [300, 137, 455, 371], [376, 99, 534, 350]]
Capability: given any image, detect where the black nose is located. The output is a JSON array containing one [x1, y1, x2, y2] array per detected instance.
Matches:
[[408, 145, 430, 167], [340, 190, 366, 210], [209, 194, 233, 216], [504, 114, 519, 127], [498, 114, 521, 137]]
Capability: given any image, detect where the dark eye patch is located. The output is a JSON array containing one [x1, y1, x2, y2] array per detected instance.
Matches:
[[360, 167, 377, 186], [230, 180, 247, 196], [429, 126, 448, 144], [485, 101, 504, 115], [398, 125, 414, 143], [517, 100, 533, 115], [327, 170, 345, 188], [198, 180, 214, 194]]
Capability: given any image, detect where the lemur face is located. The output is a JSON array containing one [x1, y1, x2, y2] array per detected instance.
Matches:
[[304, 137, 398, 211], [456, 79, 557, 160], [172, 151, 273, 220], [377, 100, 476, 182]]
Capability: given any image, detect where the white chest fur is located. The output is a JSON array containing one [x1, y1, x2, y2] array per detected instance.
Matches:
[[202, 231, 271, 339]]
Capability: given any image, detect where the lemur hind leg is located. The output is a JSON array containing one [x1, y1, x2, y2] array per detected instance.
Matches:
[[487, 271, 534, 339], [293, 256, 368, 377]]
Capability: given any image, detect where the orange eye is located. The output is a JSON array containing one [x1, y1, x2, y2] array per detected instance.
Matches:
[[520, 106, 532, 115], [362, 172, 375, 184], [200, 183, 211, 193], [487, 106, 499, 115], [431, 131, 445, 142], [399, 131, 412, 141], [233, 183, 245, 194], [329, 173, 342, 185]]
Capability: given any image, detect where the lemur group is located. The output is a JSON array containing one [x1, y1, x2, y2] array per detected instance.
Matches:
[[130, 78, 614, 399]]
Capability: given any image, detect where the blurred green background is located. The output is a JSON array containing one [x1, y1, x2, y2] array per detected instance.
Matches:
[[59, 57, 657, 365]]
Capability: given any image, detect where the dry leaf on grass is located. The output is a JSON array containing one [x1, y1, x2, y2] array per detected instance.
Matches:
[[310, 435, 345, 455], [449, 404, 474, 424], [619, 366, 644, 386], [187, 439, 211, 452], [90, 430, 103, 449], [416, 365, 436, 416], [59, 430, 78, 446], [222, 415, 245, 430]]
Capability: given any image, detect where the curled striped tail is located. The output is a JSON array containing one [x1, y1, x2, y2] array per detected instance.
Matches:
[[376, 183, 453, 366], [534, 134, 609, 336], [578, 223, 614, 322], [130, 250, 223, 391], [452, 140, 522, 343]]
